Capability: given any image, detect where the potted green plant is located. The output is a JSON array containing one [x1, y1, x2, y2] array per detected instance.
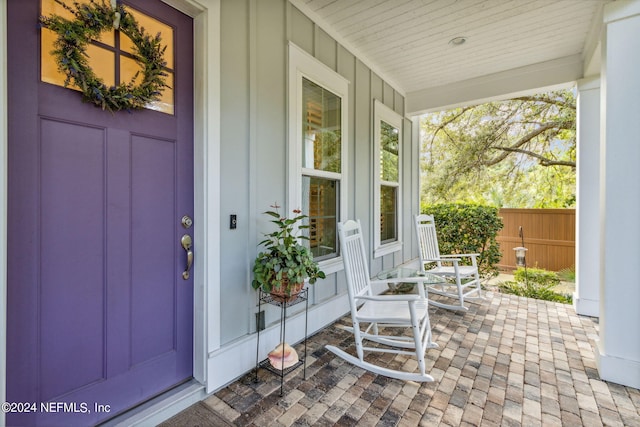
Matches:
[[252, 205, 326, 300]]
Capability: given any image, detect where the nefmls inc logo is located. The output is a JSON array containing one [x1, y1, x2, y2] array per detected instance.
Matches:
[[40, 402, 89, 413]]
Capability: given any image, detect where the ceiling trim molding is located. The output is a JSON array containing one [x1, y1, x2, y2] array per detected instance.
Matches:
[[406, 54, 583, 115], [288, 0, 406, 97]]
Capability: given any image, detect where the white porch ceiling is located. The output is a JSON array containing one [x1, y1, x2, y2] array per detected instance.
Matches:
[[294, 0, 610, 113]]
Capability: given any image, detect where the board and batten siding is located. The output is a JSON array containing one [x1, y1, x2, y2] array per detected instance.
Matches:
[[217, 0, 420, 345]]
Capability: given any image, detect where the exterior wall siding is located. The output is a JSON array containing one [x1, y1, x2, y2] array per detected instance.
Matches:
[[218, 0, 419, 345], [219, 0, 252, 345]]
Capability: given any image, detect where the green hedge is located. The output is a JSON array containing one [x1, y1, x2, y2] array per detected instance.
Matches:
[[421, 203, 503, 279]]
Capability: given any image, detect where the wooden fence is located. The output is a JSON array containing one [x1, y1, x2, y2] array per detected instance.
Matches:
[[496, 208, 575, 272]]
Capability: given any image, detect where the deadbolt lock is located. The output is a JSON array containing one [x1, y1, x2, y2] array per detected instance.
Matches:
[[181, 215, 193, 229]]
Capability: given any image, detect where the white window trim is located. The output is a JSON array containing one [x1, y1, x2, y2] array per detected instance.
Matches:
[[373, 100, 403, 258], [288, 42, 349, 275]]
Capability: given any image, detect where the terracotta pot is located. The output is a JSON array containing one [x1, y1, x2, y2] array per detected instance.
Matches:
[[270, 279, 304, 303]]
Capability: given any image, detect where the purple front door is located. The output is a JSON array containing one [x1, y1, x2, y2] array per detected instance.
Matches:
[[7, 1, 194, 426]]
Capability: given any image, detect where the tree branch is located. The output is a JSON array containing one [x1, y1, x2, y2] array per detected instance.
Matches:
[[513, 95, 576, 110], [429, 106, 472, 147], [484, 122, 557, 166], [496, 146, 576, 167]]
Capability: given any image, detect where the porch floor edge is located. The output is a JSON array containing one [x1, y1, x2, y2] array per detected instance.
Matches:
[[98, 380, 207, 427]]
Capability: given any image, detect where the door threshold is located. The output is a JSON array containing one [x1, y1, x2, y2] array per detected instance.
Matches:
[[98, 380, 207, 427]]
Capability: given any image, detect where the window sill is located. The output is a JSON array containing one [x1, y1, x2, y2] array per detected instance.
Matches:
[[374, 241, 403, 258], [318, 256, 344, 275]]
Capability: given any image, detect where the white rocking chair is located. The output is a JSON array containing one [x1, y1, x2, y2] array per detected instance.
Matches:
[[325, 219, 438, 382], [414, 214, 482, 311]]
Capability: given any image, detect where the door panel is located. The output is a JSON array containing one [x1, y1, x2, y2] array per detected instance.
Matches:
[[131, 135, 177, 365], [39, 119, 107, 402], [7, 1, 194, 426]]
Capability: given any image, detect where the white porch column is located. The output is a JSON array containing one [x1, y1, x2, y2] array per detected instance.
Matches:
[[574, 77, 600, 318], [597, 0, 640, 389]]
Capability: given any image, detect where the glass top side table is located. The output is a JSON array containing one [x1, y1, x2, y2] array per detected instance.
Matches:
[[375, 267, 445, 293]]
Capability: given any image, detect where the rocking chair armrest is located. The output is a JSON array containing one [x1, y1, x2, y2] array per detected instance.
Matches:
[[354, 294, 424, 303], [424, 256, 461, 263], [422, 257, 453, 262], [440, 253, 479, 267], [370, 277, 436, 286], [440, 253, 479, 259]]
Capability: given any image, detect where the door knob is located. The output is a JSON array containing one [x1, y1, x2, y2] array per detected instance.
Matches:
[[181, 234, 193, 280], [181, 215, 193, 229]]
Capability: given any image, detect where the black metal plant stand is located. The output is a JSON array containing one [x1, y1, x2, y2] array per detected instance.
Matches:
[[254, 288, 309, 396]]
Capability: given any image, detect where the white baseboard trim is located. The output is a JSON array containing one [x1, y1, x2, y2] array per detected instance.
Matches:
[[596, 340, 640, 389], [100, 381, 207, 427], [574, 295, 599, 317]]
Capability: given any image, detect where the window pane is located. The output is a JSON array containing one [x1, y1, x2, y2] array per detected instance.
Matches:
[[381, 121, 399, 182], [120, 55, 174, 114], [302, 176, 339, 260], [380, 185, 397, 243], [85, 44, 115, 87], [120, 55, 144, 86], [302, 78, 341, 173], [41, 0, 115, 89], [146, 71, 175, 115], [121, 7, 174, 67], [41, 28, 74, 88], [41, 0, 114, 46], [41, 27, 116, 89]]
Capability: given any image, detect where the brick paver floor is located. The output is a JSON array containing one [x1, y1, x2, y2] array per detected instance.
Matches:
[[162, 291, 640, 426]]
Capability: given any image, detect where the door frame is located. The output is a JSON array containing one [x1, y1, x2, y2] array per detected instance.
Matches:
[[0, 0, 221, 423]]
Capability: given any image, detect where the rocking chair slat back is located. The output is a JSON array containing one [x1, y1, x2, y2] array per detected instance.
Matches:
[[415, 215, 442, 269], [413, 214, 483, 311], [339, 220, 372, 305]]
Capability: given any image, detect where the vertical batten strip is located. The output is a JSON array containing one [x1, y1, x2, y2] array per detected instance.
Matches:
[[248, 0, 259, 329]]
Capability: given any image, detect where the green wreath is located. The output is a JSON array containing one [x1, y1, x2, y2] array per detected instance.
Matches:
[[40, 0, 169, 112]]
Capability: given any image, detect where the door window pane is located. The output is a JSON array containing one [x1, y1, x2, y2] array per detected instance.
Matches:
[[40, 0, 174, 114], [146, 72, 175, 115], [302, 176, 339, 260], [302, 78, 341, 173], [41, 29, 116, 89], [41, 0, 115, 46], [120, 8, 174, 66]]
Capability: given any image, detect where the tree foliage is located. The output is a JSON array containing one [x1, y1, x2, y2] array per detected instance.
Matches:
[[421, 89, 576, 208]]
